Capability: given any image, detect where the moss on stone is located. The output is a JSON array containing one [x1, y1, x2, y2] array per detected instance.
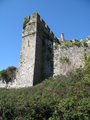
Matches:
[[60, 56, 71, 64]]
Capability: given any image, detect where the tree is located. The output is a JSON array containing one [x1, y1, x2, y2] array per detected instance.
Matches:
[[0, 66, 17, 87]]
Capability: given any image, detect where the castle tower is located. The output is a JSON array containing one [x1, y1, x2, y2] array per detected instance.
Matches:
[[16, 13, 57, 87]]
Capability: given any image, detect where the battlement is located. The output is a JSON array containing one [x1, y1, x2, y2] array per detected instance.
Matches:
[[1, 12, 90, 88], [23, 13, 59, 42], [32, 13, 58, 41]]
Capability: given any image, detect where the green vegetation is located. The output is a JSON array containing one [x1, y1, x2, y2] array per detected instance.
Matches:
[[61, 41, 73, 48], [53, 42, 59, 49], [82, 40, 88, 47], [82, 55, 90, 90], [23, 17, 30, 29], [61, 40, 88, 49], [0, 58, 90, 119], [73, 40, 82, 47], [60, 56, 71, 64], [54, 37, 89, 49], [0, 66, 16, 86]]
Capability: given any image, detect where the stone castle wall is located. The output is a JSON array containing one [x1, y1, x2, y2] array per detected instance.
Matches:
[[0, 12, 90, 88], [54, 45, 90, 76]]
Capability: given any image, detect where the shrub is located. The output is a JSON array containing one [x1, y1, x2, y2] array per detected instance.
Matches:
[[0, 55, 90, 119], [82, 40, 88, 47], [73, 41, 81, 47], [61, 40, 82, 48], [62, 41, 73, 48], [53, 42, 59, 49], [60, 56, 71, 64], [0, 66, 17, 85]]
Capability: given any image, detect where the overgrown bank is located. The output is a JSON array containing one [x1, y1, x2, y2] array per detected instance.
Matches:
[[0, 57, 90, 120]]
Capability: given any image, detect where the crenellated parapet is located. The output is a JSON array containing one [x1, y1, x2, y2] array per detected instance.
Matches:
[[22, 13, 59, 42], [1, 12, 90, 88], [17, 12, 61, 87], [32, 13, 58, 41]]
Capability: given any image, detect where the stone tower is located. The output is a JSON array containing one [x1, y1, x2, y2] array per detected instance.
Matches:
[[0, 12, 90, 88], [16, 13, 57, 87]]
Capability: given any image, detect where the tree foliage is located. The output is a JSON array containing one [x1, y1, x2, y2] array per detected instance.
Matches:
[[0, 66, 17, 84]]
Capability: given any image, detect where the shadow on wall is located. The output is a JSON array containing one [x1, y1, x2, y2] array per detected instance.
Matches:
[[33, 31, 54, 85]]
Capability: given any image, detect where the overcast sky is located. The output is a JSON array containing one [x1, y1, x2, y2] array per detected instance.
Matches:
[[0, 0, 90, 69]]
